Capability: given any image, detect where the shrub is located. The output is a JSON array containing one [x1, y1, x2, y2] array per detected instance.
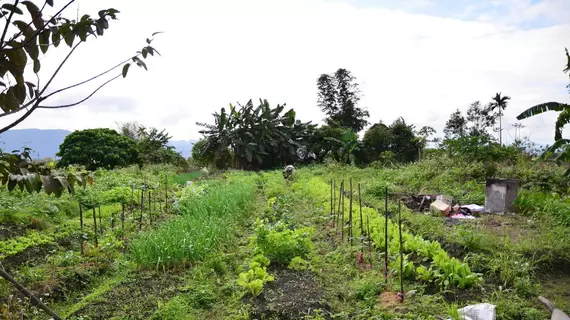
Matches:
[[254, 220, 314, 265]]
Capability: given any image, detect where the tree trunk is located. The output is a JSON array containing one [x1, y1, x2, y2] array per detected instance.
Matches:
[[499, 111, 502, 145]]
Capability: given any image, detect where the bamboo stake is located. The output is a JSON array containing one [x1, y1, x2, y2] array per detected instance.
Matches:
[[140, 189, 144, 230], [98, 206, 103, 235], [330, 179, 333, 219], [165, 174, 168, 214], [341, 181, 345, 242], [348, 178, 354, 246], [337, 181, 343, 232], [366, 214, 372, 264], [332, 180, 336, 226], [121, 199, 125, 243], [92, 207, 98, 247], [399, 200, 404, 295], [359, 183, 363, 253], [148, 190, 152, 226], [79, 202, 84, 255], [384, 186, 389, 284]]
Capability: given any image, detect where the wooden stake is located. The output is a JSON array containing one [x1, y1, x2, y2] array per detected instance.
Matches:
[[384, 186, 389, 284], [165, 174, 168, 214], [148, 190, 152, 226], [98, 206, 103, 235], [336, 181, 342, 231], [140, 189, 144, 230], [332, 180, 336, 226], [92, 207, 98, 247], [359, 183, 363, 252], [399, 200, 404, 295], [348, 178, 354, 246], [341, 181, 345, 242], [79, 202, 84, 255], [366, 214, 372, 264], [330, 179, 333, 218], [121, 199, 125, 243]]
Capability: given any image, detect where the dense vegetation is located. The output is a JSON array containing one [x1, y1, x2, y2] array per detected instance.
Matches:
[[1, 1, 569, 318]]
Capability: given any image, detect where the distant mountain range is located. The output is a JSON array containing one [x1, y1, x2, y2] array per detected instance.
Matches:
[[0, 129, 197, 159]]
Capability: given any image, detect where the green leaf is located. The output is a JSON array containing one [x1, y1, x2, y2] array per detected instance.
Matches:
[[141, 48, 148, 58], [7, 175, 17, 191], [132, 57, 148, 70], [7, 47, 27, 69], [122, 63, 130, 78], [24, 41, 39, 60], [13, 20, 34, 38], [64, 29, 75, 47], [14, 83, 26, 102], [39, 29, 50, 53], [21, 1, 43, 29], [25, 81, 36, 98], [51, 28, 60, 47], [6, 88, 20, 110], [0, 93, 8, 112], [33, 58, 40, 73], [516, 102, 569, 120], [2, 3, 23, 15]]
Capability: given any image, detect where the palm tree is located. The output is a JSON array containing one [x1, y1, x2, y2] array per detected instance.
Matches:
[[489, 92, 511, 145]]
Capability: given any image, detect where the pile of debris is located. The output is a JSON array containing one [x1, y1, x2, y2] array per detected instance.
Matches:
[[405, 194, 484, 220]]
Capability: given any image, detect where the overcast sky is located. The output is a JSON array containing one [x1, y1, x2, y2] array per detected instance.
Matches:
[[1, 0, 569, 145]]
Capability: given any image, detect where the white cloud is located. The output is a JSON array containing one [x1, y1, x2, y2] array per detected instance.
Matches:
[[1, 0, 569, 146]]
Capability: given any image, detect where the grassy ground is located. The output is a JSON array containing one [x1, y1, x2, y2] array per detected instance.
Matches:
[[1, 161, 569, 319]]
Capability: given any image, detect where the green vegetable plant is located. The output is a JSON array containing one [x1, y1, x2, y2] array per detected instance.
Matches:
[[253, 219, 314, 265], [237, 261, 275, 297]]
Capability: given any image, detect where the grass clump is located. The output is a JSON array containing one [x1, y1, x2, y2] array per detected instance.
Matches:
[[131, 173, 257, 268]]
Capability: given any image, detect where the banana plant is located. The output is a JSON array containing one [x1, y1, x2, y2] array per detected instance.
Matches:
[[517, 48, 570, 176]]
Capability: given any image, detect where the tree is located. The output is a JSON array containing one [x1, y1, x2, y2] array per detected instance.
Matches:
[[317, 68, 369, 132], [57, 128, 139, 170], [0, 0, 159, 197], [362, 121, 392, 162], [304, 123, 345, 163], [489, 92, 511, 145], [517, 48, 570, 175], [466, 101, 496, 137], [444, 109, 467, 138], [116, 122, 187, 167], [0, 1, 159, 134], [197, 99, 315, 170], [389, 117, 420, 163], [416, 126, 436, 160]]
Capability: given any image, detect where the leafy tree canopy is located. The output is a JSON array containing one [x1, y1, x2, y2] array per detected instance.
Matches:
[[197, 99, 315, 170], [57, 128, 139, 170], [317, 68, 369, 132]]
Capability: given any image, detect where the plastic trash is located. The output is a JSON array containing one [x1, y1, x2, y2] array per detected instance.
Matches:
[[459, 303, 496, 320]]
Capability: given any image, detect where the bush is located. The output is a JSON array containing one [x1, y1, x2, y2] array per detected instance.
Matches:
[[254, 220, 314, 265]]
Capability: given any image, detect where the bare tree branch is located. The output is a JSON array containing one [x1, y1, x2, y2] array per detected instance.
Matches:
[[38, 73, 121, 109], [38, 40, 81, 96], [0, 0, 20, 47], [43, 53, 139, 100], [0, 102, 39, 134]]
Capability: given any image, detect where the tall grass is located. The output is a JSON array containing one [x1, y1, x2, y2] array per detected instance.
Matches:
[[131, 173, 257, 268]]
